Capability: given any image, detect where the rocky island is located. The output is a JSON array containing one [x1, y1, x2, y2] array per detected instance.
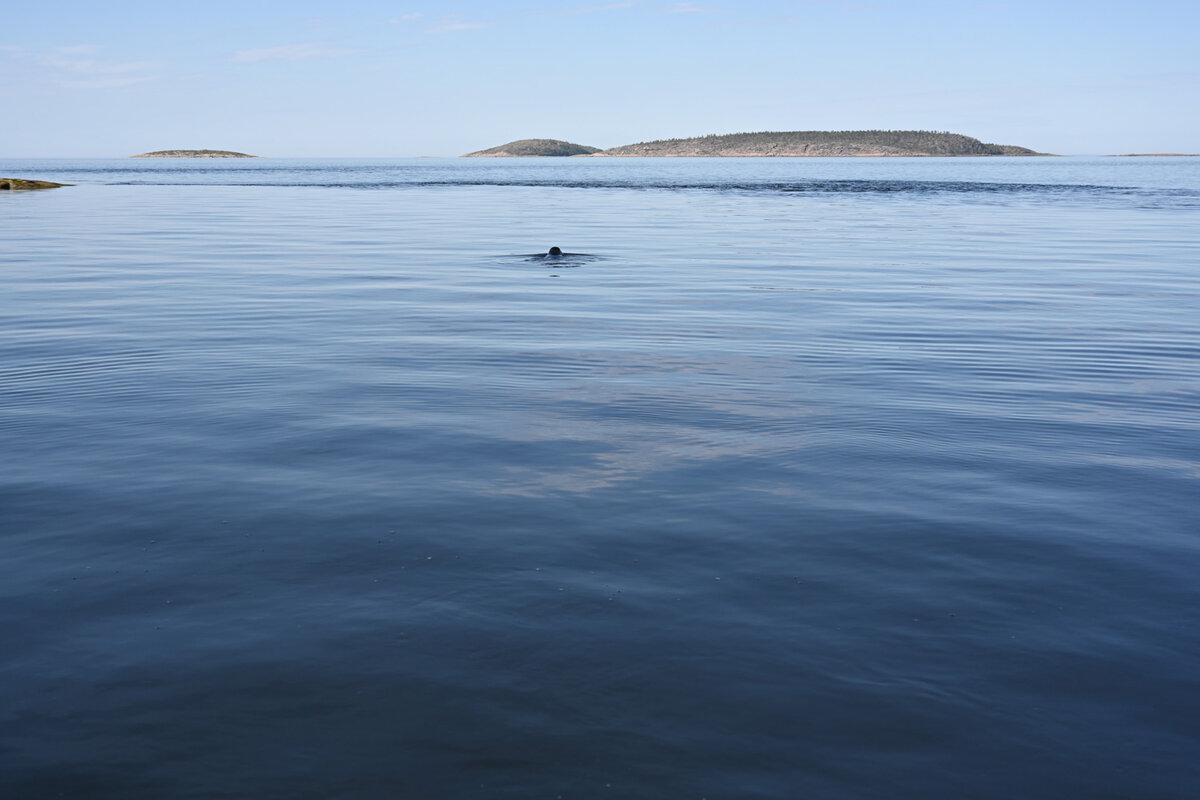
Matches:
[[0, 178, 71, 190], [465, 130, 1048, 157], [130, 150, 258, 158], [462, 139, 600, 157]]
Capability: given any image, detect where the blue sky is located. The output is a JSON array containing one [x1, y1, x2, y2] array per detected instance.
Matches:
[[2, 0, 1197, 156]]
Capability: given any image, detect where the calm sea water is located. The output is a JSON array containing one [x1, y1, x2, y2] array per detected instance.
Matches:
[[2, 157, 1198, 799]]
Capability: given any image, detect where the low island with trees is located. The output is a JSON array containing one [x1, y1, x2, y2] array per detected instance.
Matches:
[[130, 149, 258, 158], [463, 139, 601, 157], [464, 130, 1048, 157]]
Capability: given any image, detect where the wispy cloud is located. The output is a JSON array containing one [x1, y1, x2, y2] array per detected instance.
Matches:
[[27, 46, 158, 88], [55, 44, 100, 55], [230, 43, 363, 63], [39, 56, 151, 75], [666, 2, 709, 12], [424, 14, 496, 33], [390, 12, 423, 23], [562, 1, 636, 14], [801, 0, 878, 10]]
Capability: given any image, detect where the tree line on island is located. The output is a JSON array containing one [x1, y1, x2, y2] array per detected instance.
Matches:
[[463, 130, 1049, 157]]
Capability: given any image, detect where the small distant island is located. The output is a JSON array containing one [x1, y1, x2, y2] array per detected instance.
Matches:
[[130, 149, 258, 158], [463, 139, 601, 157], [464, 130, 1049, 158]]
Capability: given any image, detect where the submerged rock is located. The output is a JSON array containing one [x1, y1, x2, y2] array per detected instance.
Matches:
[[0, 178, 71, 190]]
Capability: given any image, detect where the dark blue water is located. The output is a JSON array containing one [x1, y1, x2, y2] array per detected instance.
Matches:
[[3, 157, 1198, 799]]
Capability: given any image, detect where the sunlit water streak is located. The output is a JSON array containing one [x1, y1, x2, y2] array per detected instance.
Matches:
[[2, 157, 1198, 799]]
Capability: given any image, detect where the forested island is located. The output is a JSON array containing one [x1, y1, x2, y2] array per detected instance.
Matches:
[[464, 130, 1047, 157], [130, 150, 258, 158], [463, 139, 601, 157]]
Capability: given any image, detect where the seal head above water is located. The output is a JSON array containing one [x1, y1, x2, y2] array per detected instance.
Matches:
[[517, 247, 596, 262]]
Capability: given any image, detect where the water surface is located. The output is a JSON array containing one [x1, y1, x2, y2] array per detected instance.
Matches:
[[2, 157, 1198, 799]]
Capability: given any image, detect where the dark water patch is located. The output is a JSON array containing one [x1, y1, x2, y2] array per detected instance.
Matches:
[[103, 177, 1131, 196], [16, 155, 1199, 208]]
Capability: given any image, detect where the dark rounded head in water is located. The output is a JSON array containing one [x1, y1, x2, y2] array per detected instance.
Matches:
[[522, 246, 593, 261]]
